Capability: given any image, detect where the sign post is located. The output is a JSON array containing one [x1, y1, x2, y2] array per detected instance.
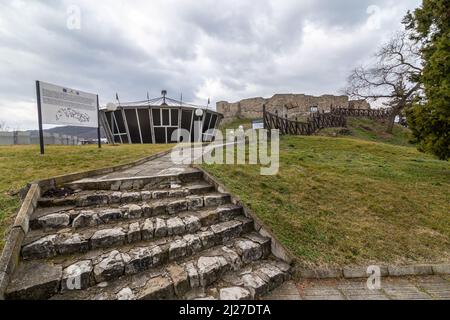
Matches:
[[35, 81, 100, 153], [35, 81, 45, 155]]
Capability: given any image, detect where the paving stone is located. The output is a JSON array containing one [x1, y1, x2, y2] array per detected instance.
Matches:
[[167, 264, 190, 297], [72, 211, 102, 229], [166, 200, 188, 214], [56, 233, 89, 255], [108, 192, 122, 204], [244, 233, 271, 257], [121, 192, 141, 203], [125, 247, 155, 275], [141, 219, 154, 240], [432, 264, 450, 275], [198, 210, 219, 226], [414, 276, 450, 299], [152, 202, 166, 215], [256, 263, 285, 290], [186, 196, 204, 210], [141, 203, 153, 217], [185, 262, 200, 288], [6, 261, 62, 300], [221, 247, 242, 270], [234, 240, 262, 264], [62, 260, 93, 291], [182, 215, 201, 233], [169, 239, 188, 261], [169, 190, 187, 198], [117, 287, 135, 300], [91, 228, 126, 249], [152, 191, 169, 199], [198, 230, 217, 249], [388, 265, 433, 277], [302, 287, 346, 300], [241, 273, 268, 298], [125, 204, 143, 219], [127, 222, 141, 243], [197, 256, 229, 287], [93, 250, 125, 283], [22, 234, 58, 259], [137, 276, 174, 300], [204, 194, 230, 207], [38, 213, 70, 229], [220, 287, 251, 300], [211, 220, 243, 242], [262, 281, 302, 300], [167, 217, 186, 236], [383, 281, 432, 300], [154, 218, 168, 237], [183, 234, 203, 255], [217, 205, 242, 222], [98, 209, 122, 223], [140, 191, 153, 201]]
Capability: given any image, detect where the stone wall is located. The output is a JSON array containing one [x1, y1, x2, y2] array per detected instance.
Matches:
[[217, 93, 371, 122]]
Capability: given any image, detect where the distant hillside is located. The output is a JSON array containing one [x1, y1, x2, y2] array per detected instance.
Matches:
[[28, 126, 106, 139]]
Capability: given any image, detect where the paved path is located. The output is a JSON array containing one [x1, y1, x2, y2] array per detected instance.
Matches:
[[264, 275, 450, 300]]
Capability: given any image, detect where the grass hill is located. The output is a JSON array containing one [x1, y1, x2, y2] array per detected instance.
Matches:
[[207, 118, 449, 268]]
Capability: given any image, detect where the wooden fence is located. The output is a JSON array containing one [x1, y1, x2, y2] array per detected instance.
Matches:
[[330, 106, 393, 120], [263, 106, 347, 136]]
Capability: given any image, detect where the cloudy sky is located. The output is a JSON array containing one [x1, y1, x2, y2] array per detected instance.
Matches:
[[0, 0, 421, 130]]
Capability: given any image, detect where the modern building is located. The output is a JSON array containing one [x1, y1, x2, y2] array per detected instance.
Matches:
[[100, 92, 223, 144]]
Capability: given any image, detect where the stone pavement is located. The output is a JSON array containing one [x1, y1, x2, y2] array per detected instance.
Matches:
[[263, 275, 450, 300]]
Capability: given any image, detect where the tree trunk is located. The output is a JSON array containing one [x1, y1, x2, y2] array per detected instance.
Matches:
[[386, 113, 396, 134]]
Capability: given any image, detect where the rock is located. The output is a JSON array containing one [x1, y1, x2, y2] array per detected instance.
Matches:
[[186, 196, 204, 210], [152, 191, 169, 199], [141, 219, 154, 240], [167, 264, 189, 297], [56, 233, 89, 255], [241, 273, 267, 298], [169, 239, 187, 261], [93, 250, 125, 283], [125, 247, 154, 275], [221, 246, 242, 270], [62, 260, 93, 291], [234, 240, 262, 264], [91, 228, 126, 249], [183, 234, 202, 255], [137, 276, 174, 300], [185, 262, 200, 288], [22, 234, 58, 259], [121, 192, 141, 203], [219, 287, 251, 300], [125, 204, 143, 219], [197, 256, 229, 287], [5, 261, 62, 300], [38, 213, 70, 229], [166, 200, 187, 214], [140, 191, 153, 201], [109, 192, 122, 204], [204, 194, 230, 207], [198, 210, 219, 226], [72, 211, 102, 229], [149, 245, 165, 266], [211, 220, 243, 242], [127, 222, 141, 243], [255, 264, 285, 290], [117, 287, 135, 300], [198, 230, 217, 249], [154, 218, 168, 237], [167, 217, 185, 236], [182, 216, 201, 233], [244, 233, 271, 257], [141, 203, 153, 217], [217, 205, 242, 221], [98, 209, 122, 223]]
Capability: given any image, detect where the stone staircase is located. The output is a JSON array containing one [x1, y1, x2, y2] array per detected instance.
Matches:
[[5, 169, 291, 300]]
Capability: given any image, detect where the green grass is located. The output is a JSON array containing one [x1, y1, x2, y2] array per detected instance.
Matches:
[[318, 117, 414, 147], [0, 144, 172, 249], [219, 117, 253, 133], [202, 135, 450, 268]]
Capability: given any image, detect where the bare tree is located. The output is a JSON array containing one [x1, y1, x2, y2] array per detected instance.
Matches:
[[345, 32, 423, 133]]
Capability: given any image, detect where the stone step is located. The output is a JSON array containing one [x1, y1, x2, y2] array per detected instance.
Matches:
[[6, 230, 269, 300], [38, 181, 214, 208], [30, 193, 232, 232], [185, 259, 292, 300], [22, 204, 245, 260], [65, 171, 204, 192]]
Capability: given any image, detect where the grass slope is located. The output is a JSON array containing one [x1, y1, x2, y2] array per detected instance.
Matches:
[[202, 136, 450, 267], [0, 144, 172, 249]]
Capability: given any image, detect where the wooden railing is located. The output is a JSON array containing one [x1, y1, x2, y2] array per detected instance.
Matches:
[[330, 106, 393, 119], [263, 106, 347, 136]]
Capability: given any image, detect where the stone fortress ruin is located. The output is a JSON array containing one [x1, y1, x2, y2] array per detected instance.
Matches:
[[217, 93, 370, 123]]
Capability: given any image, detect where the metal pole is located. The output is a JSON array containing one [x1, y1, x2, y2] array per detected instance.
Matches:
[[35, 81, 45, 155], [97, 95, 101, 149]]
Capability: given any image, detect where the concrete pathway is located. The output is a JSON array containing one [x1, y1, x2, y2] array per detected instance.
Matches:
[[264, 275, 450, 300]]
